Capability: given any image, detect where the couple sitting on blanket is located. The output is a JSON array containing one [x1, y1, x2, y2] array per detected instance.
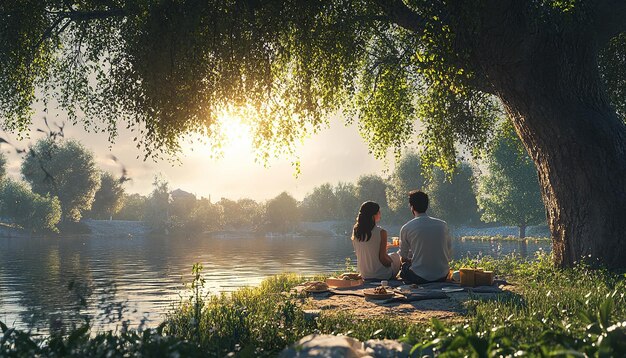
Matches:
[[351, 190, 451, 284]]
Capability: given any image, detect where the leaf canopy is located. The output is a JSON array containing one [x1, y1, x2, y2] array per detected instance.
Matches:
[[1, 0, 624, 169]]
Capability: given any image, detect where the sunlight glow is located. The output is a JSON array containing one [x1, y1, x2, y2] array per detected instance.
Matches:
[[184, 109, 254, 159], [216, 111, 253, 153]]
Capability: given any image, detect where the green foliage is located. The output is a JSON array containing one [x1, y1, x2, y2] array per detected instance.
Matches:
[[460, 235, 550, 242], [300, 183, 338, 221], [427, 163, 480, 226], [114, 193, 146, 221], [265, 192, 299, 232], [187, 198, 224, 233], [143, 176, 170, 233], [167, 255, 626, 356], [169, 189, 197, 230], [0, 0, 494, 169], [422, 252, 626, 357], [86, 172, 125, 220], [298, 182, 360, 222], [0, 1, 55, 134], [141, 180, 267, 233], [0, 179, 61, 232], [1, 1, 624, 174], [476, 125, 546, 233], [386, 152, 426, 215], [294, 154, 481, 226], [0, 321, 207, 357], [216, 198, 239, 229], [355, 175, 388, 208], [145, 185, 226, 233], [385, 153, 480, 225], [354, 41, 418, 160], [217, 197, 262, 230], [184, 198, 224, 232], [21, 138, 100, 222], [0, 0, 376, 161], [417, 82, 500, 174], [333, 182, 361, 222], [166, 270, 311, 356]]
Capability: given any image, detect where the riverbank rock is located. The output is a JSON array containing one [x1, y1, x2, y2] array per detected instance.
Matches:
[[279, 334, 412, 358], [363, 339, 413, 357]]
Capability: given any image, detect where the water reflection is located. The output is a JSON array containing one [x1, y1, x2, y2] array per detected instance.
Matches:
[[0, 234, 550, 332]]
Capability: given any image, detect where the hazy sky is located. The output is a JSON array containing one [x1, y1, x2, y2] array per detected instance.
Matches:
[[2, 111, 401, 201]]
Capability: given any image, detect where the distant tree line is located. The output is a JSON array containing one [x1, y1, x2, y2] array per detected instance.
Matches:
[[298, 156, 482, 227], [0, 124, 546, 237], [139, 177, 300, 235]]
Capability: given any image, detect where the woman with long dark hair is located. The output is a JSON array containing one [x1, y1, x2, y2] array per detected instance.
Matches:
[[351, 201, 401, 280]]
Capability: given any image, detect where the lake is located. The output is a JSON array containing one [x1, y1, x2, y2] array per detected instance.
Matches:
[[0, 232, 549, 333]]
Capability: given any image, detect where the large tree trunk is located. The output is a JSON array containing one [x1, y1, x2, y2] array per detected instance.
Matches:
[[518, 224, 526, 239], [507, 94, 626, 269], [478, 28, 626, 269], [380, 0, 626, 268]]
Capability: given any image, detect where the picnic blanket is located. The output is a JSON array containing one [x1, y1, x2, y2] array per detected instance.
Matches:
[[293, 279, 506, 303], [323, 288, 447, 304], [293, 282, 448, 303]]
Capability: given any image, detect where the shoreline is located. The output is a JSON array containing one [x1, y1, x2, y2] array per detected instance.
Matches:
[[0, 219, 550, 241], [2, 254, 624, 356]]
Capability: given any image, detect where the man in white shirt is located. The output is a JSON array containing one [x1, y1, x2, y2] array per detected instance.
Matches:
[[399, 190, 452, 284]]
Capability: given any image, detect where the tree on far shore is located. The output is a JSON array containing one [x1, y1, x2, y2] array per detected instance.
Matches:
[[356, 175, 388, 210], [428, 163, 480, 227], [115, 193, 146, 221], [334, 182, 360, 221], [21, 139, 100, 222], [265, 192, 299, 233], [0, 179, 61, 233], [87, 172, 125, 220], [144, 176, 170, 233], [300, 183, 338, 222], [386, 152, 426, 221], [187, 198, 224, 233], [218, 198, 263, 230], [477, 126, 546, 238]]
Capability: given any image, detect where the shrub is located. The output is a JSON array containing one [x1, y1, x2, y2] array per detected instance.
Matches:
[[0, 179, 61, 232]]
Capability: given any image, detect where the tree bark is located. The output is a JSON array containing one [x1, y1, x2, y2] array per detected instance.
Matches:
[[476, 25, 626, 269], [519, 224, 526, 239]]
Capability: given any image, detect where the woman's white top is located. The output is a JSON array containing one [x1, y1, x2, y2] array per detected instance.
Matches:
[[352, 226, 392, 280]]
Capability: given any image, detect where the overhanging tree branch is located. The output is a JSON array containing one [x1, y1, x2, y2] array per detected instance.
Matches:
[[30, 7, 127, 66], [62, 8, 127, 22], [373, 0, 427, 34]]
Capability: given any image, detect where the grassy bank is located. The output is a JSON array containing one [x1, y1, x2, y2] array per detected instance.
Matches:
[[2, 253, 625, 357]]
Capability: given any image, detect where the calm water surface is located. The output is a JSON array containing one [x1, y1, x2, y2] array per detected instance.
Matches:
[[0, 233, 549, 332]]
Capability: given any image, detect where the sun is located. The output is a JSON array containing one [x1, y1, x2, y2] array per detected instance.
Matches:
[[217, 111, 253, 151], [184, 109, 254, 159]]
